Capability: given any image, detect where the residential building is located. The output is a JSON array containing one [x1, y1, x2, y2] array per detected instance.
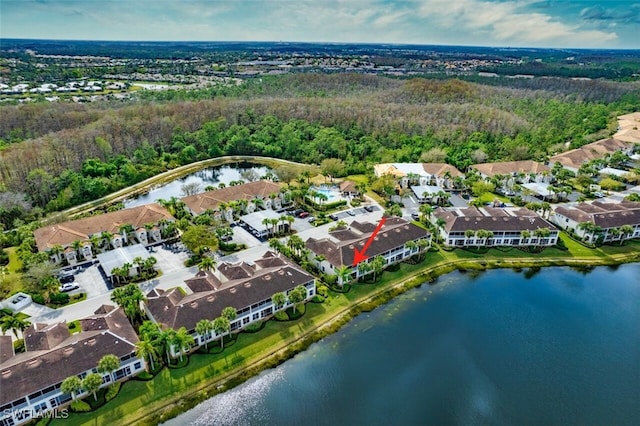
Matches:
[[0, 306, 144, 426], [470, 160, 551, 183], [304, 217, 430, 283], [144, 252, 315, 354], [181, 180, 283, 219], [33, 204, 175, 265], [339, 180, 359, 197], [373, 163, 463, 189], [549, 138, 634, 173], [432, 206, 559, 248], [551, 201, 640, 244]]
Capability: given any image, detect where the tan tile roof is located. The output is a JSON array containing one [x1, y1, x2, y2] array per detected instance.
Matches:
[[373, 164, 405, 177], [550, 138, 633, 170], [33, 203, 174, 251], [339, 180, 358, 193], [422, 163, 463, 177], [471, 160, 549, 177], [181, 180, 281, 214]]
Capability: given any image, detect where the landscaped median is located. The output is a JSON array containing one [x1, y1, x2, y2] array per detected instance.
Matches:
[[52, 235, 640, 426]]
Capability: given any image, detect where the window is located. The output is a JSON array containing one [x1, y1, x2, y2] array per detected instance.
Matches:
[[253, 313, 260, 320], [243, 317, 250, 324], [1, 417, 16, 426], [134, 362, 142, 370], [34, 402, 47, 413]]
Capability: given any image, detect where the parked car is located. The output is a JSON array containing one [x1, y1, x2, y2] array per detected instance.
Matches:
[[347, 210, 356, 216], [299, 212, 310, 218], [308, 216, 316, 222], [411, 212, 420, 220], [58, 274, 75, 284], [594, 192, 605, 198], [329, 214, 339, 220], [59, 282, 79, 292], [363, 205, 374, 212], [293, 209, 304, 217]]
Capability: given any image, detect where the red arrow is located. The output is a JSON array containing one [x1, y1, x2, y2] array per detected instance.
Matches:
[[352, 216, 387, 266]]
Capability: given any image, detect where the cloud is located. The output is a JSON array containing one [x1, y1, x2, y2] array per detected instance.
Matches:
[[580, 4, 640, 24], [416, 0, 618, 46]]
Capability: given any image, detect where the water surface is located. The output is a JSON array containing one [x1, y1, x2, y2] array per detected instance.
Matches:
[[166, 264, 640, 426], [124, 164, 270, 207]]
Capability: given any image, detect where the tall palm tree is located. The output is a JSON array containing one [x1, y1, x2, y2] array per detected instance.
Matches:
[[61, 376, 82, 401], [49, 244, 64, 264], [135, 339, 159, 372], [288, 285, 307, 314], [357, 261, 372, 280], [213, 317, 230, 349], [464, 230, 476, 241], [172, 327, 194, 362], [82, 373, 103, 401], [100, 231, 114, 250], [222, 306, 237, 323], [0, 314, 30, 339], [198, 256, 217, 273], [271, 292, 287, 311], [97, 354, 121, 383], [416, 238, 429, 261], [195, 319, 214, 350], [619, 225, 634, 245], [336, 265, 352, 287], [520, 230, 532, 244], [371, 256, 386, 282]]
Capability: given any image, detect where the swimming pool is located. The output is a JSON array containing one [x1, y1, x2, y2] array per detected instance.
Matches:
[[309, 186, 342, 203]]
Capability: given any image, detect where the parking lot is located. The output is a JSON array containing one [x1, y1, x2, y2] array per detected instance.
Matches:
[[59, 244, 191, 299]]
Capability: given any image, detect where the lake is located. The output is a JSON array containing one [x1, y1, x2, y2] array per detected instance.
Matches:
[[165, 264, 640, 426], [124, 164, 271, 208]]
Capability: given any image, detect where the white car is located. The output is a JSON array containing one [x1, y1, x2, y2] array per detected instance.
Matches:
[[59, 283, 79, 292]]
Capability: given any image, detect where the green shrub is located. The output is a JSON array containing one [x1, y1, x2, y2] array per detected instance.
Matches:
[[105, 382, 121, 402], [274, 311, 289, 321], [243, 321, 264, 333], [316, 284, 329, 298], [70, 400, 92, 412], [312, 295, 325, 303], [32, 294, 45, 305], [135, 371, 154, 381], [13, 339, 24, 353], [322, 274, 337, 286], [50, 292, 70, 305]]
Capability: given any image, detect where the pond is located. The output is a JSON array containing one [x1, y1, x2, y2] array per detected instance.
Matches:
[[124, 164, 271, 207], [166, 263, 640, 426]]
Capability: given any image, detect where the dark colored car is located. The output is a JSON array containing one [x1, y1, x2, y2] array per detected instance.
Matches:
[[329, 214, 339, 220], [363, 205, 374, 212], [293, 209, 304, 217]]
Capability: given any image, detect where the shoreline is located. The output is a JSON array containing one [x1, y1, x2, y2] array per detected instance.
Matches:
[[63, 244, 639, 426]]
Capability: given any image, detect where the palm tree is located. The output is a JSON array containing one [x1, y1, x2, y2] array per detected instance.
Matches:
[[97, 354, 121, 383], [262, 217, 271, 237], [172, 327, 195, 362], [100, 231, 114, 250], [213, 317, 231, 349], [336, 265, 352, 287], [161, 329, 177, 363], [419, 204, 434, 222], [110, 283, 146, 324], [195, 319, 214, 350], [82, 373, 103, 401], [371, 256, 386, 281], [271, 292, 287, 311], [416, 238, 429, 261], [222, 306, 237, 327], [89, 234, 101, 255], [288, 285, 307, 314], [608, 227, 622, 243], [198, 256, 217, 273], [464, 230, 476, 241], [357, 260, 372, 280], [49, 244, 64, 264], [0, 314, 30, 339], [520, 230, 531, 244], [61, 376, 82, 401], [404, 240, 418, 262], [619, 225, 634, 245], [135, 339, 159, 372], [577, 222, 602, 242]]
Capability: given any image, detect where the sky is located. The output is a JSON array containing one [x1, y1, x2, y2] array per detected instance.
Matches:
[[1, 0, 639, 49]]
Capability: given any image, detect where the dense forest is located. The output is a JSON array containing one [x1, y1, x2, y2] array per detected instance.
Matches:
[[1, 73, 639, 230]]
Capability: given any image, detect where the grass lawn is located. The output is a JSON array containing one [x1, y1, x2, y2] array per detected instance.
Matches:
[[478, 192, 510, 204], [1, 247, 24, 297]]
